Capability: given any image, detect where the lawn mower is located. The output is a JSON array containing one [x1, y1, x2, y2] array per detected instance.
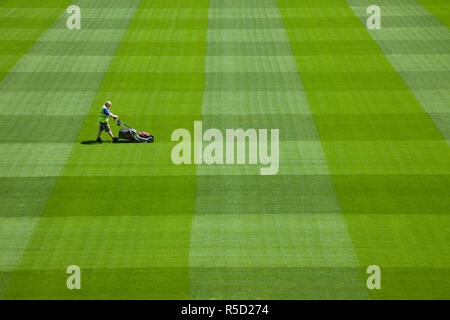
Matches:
[[115, 119, 154, 143]]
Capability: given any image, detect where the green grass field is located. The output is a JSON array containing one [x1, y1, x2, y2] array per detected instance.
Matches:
[[0, 0, 448, 299]]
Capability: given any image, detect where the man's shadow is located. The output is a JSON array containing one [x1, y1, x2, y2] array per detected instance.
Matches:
[[81, 140, 133, 145]]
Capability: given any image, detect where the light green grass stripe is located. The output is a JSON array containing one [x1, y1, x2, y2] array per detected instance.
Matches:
[[198, 26, 447, 42], [8, 56, 113, 73], [0, 92, 100, 116], [348, 0, 450, 140], [0, 143, 74, 178], [0, 0, 142, 299], [202, 90, 310, 114], [386, 54, 449, 71], [0, 217, 40, 291], [189, 0, 368, 299]]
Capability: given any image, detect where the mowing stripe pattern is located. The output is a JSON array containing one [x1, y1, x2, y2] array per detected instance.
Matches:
[[279, 0, 449, 299], [0, 0, 448, 299], [349, 0, 450, 141], [188, 0, 369, 299], [3, 0, 212, 299]]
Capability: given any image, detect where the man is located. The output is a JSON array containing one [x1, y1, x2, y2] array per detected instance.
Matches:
[[97, 101, 119, 143]]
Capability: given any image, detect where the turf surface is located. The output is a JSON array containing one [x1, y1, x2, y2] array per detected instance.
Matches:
[[0, 0, 448, 299]]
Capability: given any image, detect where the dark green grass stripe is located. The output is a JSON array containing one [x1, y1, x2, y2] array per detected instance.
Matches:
[[0, 41, 38, 55], [4, 173, 447, 221], [0, 17, 58, 28], [1, 71, 448, 92], [40, 176, 196, 218], [2, 174, 442, 218], [14, 15, 441, 29], [3, 266, 448, 299], [332, 174, 449, 214], [38, 176, 342, 216], [303, 71, 449, 90], [1, 113, 441, 143], [0, 0, 147, 9], [190, 266, 449, 299], [196, 175, 449, 215], [17, 39, 448, 56], [0, 177, 57, 217], [3, 268, 194, 299], [4, 15, 440, 29]]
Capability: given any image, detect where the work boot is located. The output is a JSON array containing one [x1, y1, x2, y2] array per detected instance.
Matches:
[[113, 137, 119, 143], [96, 137, 103, 143]]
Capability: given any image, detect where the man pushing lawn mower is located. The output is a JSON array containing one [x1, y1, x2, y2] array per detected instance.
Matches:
[[96, 101, 119, 143], [95, 100, 154, 144]]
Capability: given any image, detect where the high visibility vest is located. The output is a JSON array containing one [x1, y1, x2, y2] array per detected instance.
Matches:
[[99, 106, 110, 123]]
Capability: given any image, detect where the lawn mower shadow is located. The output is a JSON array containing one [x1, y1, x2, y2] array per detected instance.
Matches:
[[81, 140, 133, 145]]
